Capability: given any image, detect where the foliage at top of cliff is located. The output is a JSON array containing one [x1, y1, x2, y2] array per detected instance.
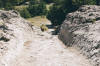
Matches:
[[0, 0, 100, 26]]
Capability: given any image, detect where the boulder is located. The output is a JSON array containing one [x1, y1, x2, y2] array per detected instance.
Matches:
[[59, 5, 100, 66], [0, 10, 34, 66]]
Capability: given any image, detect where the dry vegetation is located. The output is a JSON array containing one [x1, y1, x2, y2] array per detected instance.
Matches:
[[46, 3, 54, 10], [27, 16, 51, 26], [14, 5, 28, 11]]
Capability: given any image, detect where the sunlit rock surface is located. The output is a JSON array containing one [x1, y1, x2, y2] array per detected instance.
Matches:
[[0, 10, 33, 66]]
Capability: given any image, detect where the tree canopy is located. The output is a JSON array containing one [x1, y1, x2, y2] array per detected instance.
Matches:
[[0, 0, 99, 25]]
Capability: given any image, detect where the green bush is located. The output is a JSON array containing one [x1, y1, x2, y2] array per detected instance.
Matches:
[[43, 0, 63, 4], [5, 2, 14, 10], [47, 0, 96, 26], [28, 0, 47, 17], [40, 24, 48, 32], [96, 0, 100, 5], [19, 8, 31, 18], [47, 4, 66, 26]]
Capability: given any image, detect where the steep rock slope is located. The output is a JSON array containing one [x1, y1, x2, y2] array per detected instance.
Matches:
[[59, 5, 100, 66], [0, 10, 33, 66]]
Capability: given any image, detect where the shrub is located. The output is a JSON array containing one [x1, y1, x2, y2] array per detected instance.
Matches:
[[47, 4, 66, 26], [96, 0, 100, 5], [4, 2, 14, 10], [86, 18, 96, 24], [43, 0, 63, 4], [92, 19, 96, 24], [43, 0, 53, 3], [19, 8, 31, 18], [28, 1, 47, 17], [40, 24, 48, 32], [47, 0, 97, 26]]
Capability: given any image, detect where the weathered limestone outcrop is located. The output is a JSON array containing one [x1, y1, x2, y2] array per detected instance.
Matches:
[[59, 5, 100, 66], [0, 10, 33, 66]]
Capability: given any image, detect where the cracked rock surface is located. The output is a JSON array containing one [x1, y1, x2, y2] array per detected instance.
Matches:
[[0, 10, 33, 66], [59, 5, 100, 66]]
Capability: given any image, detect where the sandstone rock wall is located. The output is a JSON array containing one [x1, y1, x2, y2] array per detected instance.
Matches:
[[0, 10, 34, 66], [59, 5, 100, 66]]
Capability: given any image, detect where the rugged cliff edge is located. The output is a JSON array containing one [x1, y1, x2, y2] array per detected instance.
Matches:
[[0, 10, 34, 66], [59, 5, 100, 66]]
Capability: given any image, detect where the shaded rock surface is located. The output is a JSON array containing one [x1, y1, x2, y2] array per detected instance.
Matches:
[[59, 5, 100, 66]]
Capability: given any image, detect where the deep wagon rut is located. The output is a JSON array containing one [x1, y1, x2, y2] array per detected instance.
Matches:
[[11, 29, 92, 66]]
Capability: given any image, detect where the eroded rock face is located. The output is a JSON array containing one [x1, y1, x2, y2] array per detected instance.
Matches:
[[0, 10, 33, 66], [59, 5, 100, 66]]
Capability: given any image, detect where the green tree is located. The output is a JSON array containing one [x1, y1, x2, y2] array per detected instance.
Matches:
[[72, 0, 96, 7], [47, 0, 96, 26], [0, 0, 3, 8], [96, 0, 100, 5], [28, 0, 47, 17], [5, 2, 13, 10], [43, 0, 63, 4], [38, 2, 47, 15], [28, 5, 38, 16], [47, 4, 66, 26], [43, 0, 53, 3], [19, 8, 31, 18]]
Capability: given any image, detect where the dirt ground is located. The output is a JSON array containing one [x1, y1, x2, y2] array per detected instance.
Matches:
[[10, 27, 92, 66]]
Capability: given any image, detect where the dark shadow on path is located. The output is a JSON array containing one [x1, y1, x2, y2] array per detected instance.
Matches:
[[46, 24, 60, 35]]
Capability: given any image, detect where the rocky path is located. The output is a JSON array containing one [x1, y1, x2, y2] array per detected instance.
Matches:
[[11, 28, 92, 66]]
